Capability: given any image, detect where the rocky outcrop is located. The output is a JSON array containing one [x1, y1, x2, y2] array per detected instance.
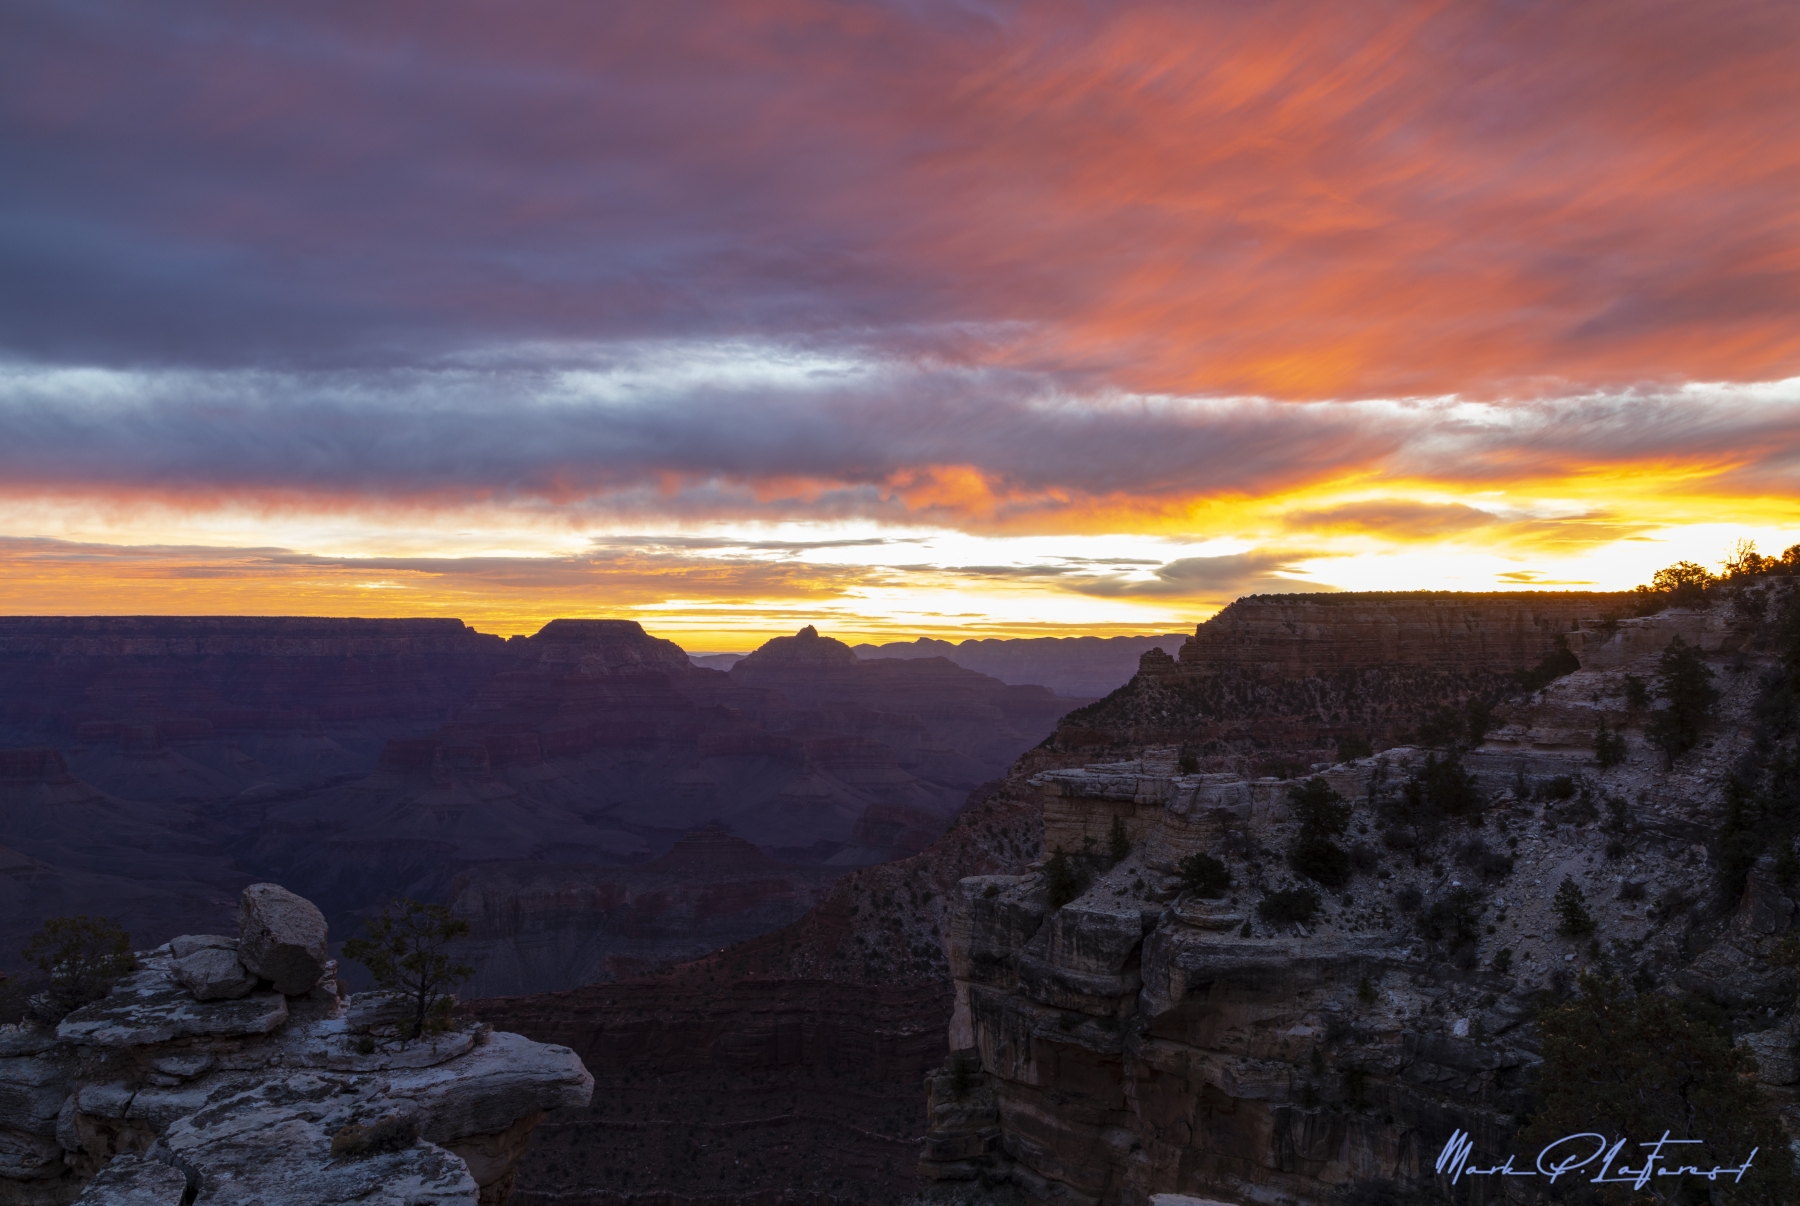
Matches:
[[0, 884, 592, 1206], [1172, 591, 1629, 677], [923, 595, 1789, 1204], [236, 884, 329, 995]]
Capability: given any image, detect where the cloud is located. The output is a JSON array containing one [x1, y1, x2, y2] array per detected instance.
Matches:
[[1, 1, 1797, 399], [1074, 550, 1333, 600], [1284, 500, 1497, 540]]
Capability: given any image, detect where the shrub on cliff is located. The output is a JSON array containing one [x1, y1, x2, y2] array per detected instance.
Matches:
[[1043, 847, 1089, 908], [1647, 636, 1717, 765], [1288, 778, 1353, 890], [342, 897, 474, 1040], [1416, 887, 1483, 967], [1177, 852, 1232, 898], [1593, 716, 1628, 768], [1516, 636, 1582, 692], [1257, 887, 1320, 926], [1553, 877, 1595, 937], [14, 915, 136, 1022], [1387, 751, 1482, 836], [1519, 974, 1792, 1206]]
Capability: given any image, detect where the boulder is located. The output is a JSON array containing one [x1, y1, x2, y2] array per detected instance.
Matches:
[[236, 884, 329, 996], [169, 947, 257, 1002], [167, 934, 235, 959]]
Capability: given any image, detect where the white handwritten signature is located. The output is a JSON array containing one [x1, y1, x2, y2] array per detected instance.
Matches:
[[1436, 1129, 1757, 1189]]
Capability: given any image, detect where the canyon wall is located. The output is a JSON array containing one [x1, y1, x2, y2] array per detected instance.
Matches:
[[922, 592, 1792, 1205]]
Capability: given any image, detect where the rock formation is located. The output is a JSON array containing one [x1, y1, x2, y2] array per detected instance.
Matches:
[[919, 590, 1796, 1204], [0, 883, 591, 1206]]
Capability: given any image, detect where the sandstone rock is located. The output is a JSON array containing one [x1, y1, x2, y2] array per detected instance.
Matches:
[[167, 934, 235, 959], [75, 1152, 188, 1204], [2, 937, 593, 1206], [169, 947, 258, 1001], [236, 883, 329, 995], [57, 965, 288, 1047]]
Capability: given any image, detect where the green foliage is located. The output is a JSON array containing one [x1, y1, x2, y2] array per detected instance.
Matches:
[[1288, 777, 1353, 889], [1355, 975, 1377, 1005], [1257, 887, 1321, 926], [1176, 852, 1232, 898], [1631, 559, 1718, 614], [1519, 974, 1792, 1205], [1391, 751, 1482, 833], [1289, 778, 1350, 836], [1335, 732, 1373, 761], [1416, 887, 1484, 966], [1646, 635, 1718, 764], [1107, 814, 1130, 863], [1593, 716, 1627, 768], [1491, 947, 1513, 975], [342, 898, 473, 1040], [1623, 674, 1650, 710], [1176, 749, 1199, 774], [1553, 877, 1595, 937], [1043, 847, 1088, 908], [19, 915, 135, 1021], [1289, 835, 1352, 890], [1517, 637, 1582, 691]]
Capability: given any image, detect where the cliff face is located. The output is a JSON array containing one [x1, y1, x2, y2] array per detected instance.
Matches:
[[1059, 592, 1637, 762], [923, 594, 1791, 1205], [1173, 592, 1629, 677]]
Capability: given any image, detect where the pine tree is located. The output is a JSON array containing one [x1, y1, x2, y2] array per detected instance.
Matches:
[[1646, 636, 1717, 764], [1553, 877, 1595, 937]]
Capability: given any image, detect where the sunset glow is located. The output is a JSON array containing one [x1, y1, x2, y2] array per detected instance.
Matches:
[[4, 1, 1798, 646]]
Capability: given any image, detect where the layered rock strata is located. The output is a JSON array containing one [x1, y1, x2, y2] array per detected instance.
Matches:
[[0, 885, 591, 1206], [922, 596, 1791, 1204]]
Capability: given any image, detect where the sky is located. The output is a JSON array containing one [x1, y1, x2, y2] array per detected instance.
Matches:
[[3, 0, 1798, 649]]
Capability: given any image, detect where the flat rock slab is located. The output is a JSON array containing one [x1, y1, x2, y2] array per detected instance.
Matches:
[[77, 1152, 189, 1204], [161, 1073, 478, 1206], [58, 963, 287, 1047], [170, 947, 258, 1002]]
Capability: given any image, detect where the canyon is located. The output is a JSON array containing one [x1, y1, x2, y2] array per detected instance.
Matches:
[[478, 586, 1800, 1205], [0, 618, 1090, 992]]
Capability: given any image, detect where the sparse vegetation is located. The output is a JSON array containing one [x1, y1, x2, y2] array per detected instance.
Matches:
[[1520, 974, 1792, 1205], [1107, 814, 1130, 863], [1517, 636, 1582, 692], [1043, 847, 1088, 908], [12, 915, 136, 1023], [1176, 852, 1232, 898], [1593, 716, 1627, 768], [342, 897, 474, 1040], [1287, 777, 1353, 890], [1416, 887, 1483, 967], [1257, 887, 1321, 926], [1646, 635, 1717, 764], [331, 1115, 420, 1160], [1553, 877, 1595, 937], [1336, 733, 1373, 761]]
